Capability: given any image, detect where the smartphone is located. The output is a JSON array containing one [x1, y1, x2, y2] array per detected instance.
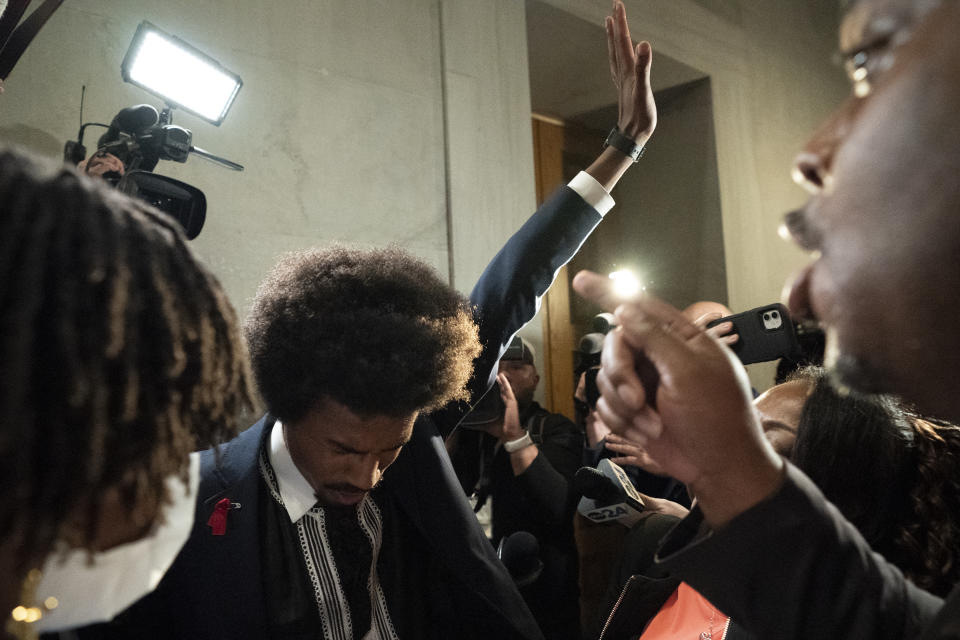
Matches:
[[706, 303, 800, 365]]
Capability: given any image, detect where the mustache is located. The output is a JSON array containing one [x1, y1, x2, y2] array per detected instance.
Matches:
[[318, 483, 370, 497]]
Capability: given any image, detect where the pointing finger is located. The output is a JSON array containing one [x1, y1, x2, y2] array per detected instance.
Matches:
[[572, 270, 638, 313]]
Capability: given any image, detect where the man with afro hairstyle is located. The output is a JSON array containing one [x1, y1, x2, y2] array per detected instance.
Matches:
[[88, 3, 657, 637]]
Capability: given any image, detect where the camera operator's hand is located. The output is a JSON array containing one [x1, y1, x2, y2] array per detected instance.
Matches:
[[497, 373, 523, 443], [571, 270, 785, 528], [607, 0, 656, 144], [79, 151, 125, 180], [497, 373, 540, 475]]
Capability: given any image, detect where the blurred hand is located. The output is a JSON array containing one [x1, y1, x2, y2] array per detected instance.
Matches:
[[571, 270, 784, 527], [584, 409, 611, 448]]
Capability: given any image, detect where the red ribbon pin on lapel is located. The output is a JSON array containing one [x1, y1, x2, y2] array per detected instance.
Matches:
[[207, 498, 232, 536]]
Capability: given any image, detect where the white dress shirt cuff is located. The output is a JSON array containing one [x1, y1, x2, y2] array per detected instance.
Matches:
[[568, 171, 615, 217]]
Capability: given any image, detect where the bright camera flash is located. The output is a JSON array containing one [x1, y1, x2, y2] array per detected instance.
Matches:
[[121, 22, 242, 125], [609, 269, 642, 298], [777, 221, 792, 242]]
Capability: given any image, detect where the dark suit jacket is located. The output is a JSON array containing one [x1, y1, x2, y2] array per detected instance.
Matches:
[[596, 513, 752, 640], [77, 184, 604, 640], [656, 463, 946, 640]]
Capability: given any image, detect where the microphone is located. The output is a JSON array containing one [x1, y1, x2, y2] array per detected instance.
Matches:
[[578, 332, 605, 357], [592, 312, 618, 333], [497, 531, 543, 588], [112, 104, 160, 134], [575, 459, 645, 527], [96, 105, 161, 152]]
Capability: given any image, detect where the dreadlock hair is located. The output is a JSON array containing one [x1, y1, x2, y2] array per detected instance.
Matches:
[[245, 245, 481, 424], [790, 366, 960, 597], [0, 147, 256, 580]]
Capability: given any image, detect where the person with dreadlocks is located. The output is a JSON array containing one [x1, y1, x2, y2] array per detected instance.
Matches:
[[0, 147, 256, 639]]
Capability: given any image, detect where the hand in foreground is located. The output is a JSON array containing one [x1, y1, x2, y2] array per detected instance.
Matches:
[[572, 270, 784, 527], [606, 0, 656, 144], [584, 410, 611, 448]]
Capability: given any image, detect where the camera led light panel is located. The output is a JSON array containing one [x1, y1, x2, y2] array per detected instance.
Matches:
[[122, 22, 242, 126]]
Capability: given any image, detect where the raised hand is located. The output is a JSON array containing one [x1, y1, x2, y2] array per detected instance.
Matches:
[[606, 0, 656, 143], [583, 1, 658, 191]]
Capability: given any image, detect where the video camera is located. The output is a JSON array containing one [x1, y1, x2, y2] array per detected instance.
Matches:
[[64, 103, 242, 240], [573, 313, 619, 414], [93, 105, 191, 172]]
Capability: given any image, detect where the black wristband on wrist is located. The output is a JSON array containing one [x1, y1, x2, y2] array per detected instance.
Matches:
[[603, 127, 646, 162]]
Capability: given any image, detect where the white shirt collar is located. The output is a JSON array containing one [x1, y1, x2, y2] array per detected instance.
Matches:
[[268, 419, 317, 522], [36, 452, 200, 632]]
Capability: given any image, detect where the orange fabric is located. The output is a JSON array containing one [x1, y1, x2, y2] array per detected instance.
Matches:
[[639, 582, 729, 639]]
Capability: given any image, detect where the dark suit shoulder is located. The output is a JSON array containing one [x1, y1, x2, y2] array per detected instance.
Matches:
[[198, 416, 271, 495]]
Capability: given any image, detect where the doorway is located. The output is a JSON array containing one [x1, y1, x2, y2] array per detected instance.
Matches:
[[527, 1, 726, 422]]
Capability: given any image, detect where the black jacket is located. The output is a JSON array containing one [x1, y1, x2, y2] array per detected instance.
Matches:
[[656, 463, 945, 640], [451, 401, 584, 640], [595, 513, 751, 640]]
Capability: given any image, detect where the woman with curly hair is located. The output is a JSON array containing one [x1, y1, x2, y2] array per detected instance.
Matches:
[[791, 367, 960, 597], [0, 147, 256, 638]]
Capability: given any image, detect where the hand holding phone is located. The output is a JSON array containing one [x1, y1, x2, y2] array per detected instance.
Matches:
[[706, 303, 800, 365]]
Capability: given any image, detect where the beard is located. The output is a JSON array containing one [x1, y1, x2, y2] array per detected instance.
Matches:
[[514, 387, 536, 410]]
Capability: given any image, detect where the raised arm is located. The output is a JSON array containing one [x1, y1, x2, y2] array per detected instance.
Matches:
[[433, 1, 657, 440]]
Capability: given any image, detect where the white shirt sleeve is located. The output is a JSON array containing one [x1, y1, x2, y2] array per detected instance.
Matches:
[[568, 171, 615, 217], [34, 453, 201, 632]]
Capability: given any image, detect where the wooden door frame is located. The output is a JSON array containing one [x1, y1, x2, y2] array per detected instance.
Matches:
[[531, 113, 576, 420]]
